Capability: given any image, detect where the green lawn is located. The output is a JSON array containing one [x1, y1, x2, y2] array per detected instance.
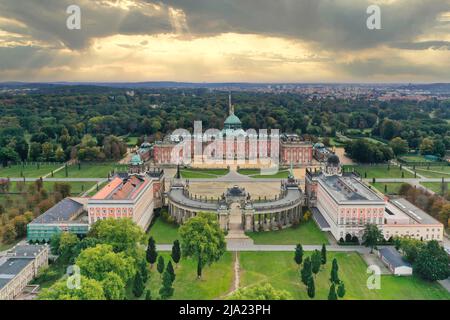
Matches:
[[0, 164, 62, 178], [420, 182, 449, 194], [239, 251, 450, 300], [142, 252, 234, 300], [147, 218, 180, 244], [414, 166, 450, 178], [344, 165, 413, 179], [53, 163, 128, 178], [371, 182, 409, 195], [246, 220, 329, 245], [180, 168, 229, 179], [238, 169, 290, 179], [124, 136, 139, 147]]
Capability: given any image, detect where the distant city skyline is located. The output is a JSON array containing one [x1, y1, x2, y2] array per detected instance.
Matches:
[[0, 0, 449, 83]]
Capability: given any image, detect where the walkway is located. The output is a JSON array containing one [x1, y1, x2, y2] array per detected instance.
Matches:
[[156, 244, 370, 253]]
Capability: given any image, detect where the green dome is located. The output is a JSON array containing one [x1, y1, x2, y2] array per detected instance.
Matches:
[[224, 114, 242, 126], [130, 154, 143, 165]]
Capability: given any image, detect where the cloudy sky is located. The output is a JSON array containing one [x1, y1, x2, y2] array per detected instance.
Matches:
[[0, 0, 449, 83]]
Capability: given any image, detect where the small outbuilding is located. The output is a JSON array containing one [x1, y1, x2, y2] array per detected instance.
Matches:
[[378, 247, 413, 276]]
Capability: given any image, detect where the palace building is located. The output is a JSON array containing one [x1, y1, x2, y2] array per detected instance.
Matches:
[[152, 94, 313, 167]]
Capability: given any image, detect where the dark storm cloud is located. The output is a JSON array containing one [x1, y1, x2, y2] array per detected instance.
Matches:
[[0, 0, 173, 50], [160, 0, 450, 50]]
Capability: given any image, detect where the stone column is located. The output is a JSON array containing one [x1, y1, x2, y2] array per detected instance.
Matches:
[[218, 208, 229, 231], [243, 208, 255, 232]]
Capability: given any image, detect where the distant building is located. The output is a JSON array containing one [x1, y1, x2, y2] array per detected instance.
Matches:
[[87, 170, 164, 230], [0, 245, 49, 300], [378, 247, 413, 276], [27, 198, 89, 243]]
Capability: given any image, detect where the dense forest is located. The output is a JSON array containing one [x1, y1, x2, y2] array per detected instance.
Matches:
[[0, 86, 449, 164]]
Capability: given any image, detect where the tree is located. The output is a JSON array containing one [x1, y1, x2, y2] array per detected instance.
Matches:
[[49, 233, 61, 255], [433, 140, 446, 158], [76, 244, 136, 284], [300, 257, 312, 285], [157, 256, 165, 277], [53, 182, 72, 198], [102, 272, 125, 300], [146, 236, 158, 268], [321, 244, 327, 265], [145, 290, 152, 300], [179, 212, 226, 279], [133, 272, 145, 298], [419, 138, 434, 155], [311, 250, 322, 275], [398, 237, 425, 263], [389, 137, 409, 156], [0, 147, 19, 166], [171, 239, 181, 267], [159, 270, 174, 300], [2, 224, 16, 243], [330, 258, 340, 284], [328, 283, 338, 300], [59, 232, 80, 262], [39, 276, 105, 300], [294, 244, 303, 266], [230, 283, 292, 300], [166, 261, 176, 283], [414, 240, 450, 281], [362, 223, 383, 253], [139, 259, 149, 283], [307, 276, 315, 299], [337, 282, 346, 298], [88, 218, 144, 256]]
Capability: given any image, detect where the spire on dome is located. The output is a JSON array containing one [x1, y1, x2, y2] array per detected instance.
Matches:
[[229, 92, 234, 115]]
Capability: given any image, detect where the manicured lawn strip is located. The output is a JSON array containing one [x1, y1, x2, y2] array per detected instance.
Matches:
[[251, 171, 290, 179], [415, 168, 450, 179], [142, 252, 234, 300], [180, 168, 229, 179], [53, 164, 128, 178], [371, 182, 409, 195], [0, 164, 62, 178], [246, 220, 328, 245], [343, 165, 413, 179], [147, 218, 179, 244], [238, 169, 289, 178], [420, 182, 449, 194], [400, 155, 436, 163], [239, 251, 450, 300]]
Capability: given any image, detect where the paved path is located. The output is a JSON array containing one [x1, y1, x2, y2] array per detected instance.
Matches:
[[156, 244, 370, 253]]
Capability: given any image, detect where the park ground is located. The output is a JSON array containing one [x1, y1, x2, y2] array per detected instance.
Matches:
[[140, 251, 450, 300], [147, 218, 328, 245]]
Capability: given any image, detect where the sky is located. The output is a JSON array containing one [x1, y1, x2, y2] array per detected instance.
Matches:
[[0, 0, 449, 83]]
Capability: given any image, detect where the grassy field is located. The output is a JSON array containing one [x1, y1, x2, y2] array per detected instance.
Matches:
[[53, 163, 128, 178], [420, 182, 449, 194], [180, 168, 229, 179], [147, 218, 180, 244], [0, 164, 62, 178], [344, 165, 413, 179], [124, 136, 139, 147], [238, 169, 290, 179], [371, 182, 409, 195], [414, 167, 450, 178], [239, 251, 450, 300], [142, 252, 234, 300], [246, 220, 329, 245]]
